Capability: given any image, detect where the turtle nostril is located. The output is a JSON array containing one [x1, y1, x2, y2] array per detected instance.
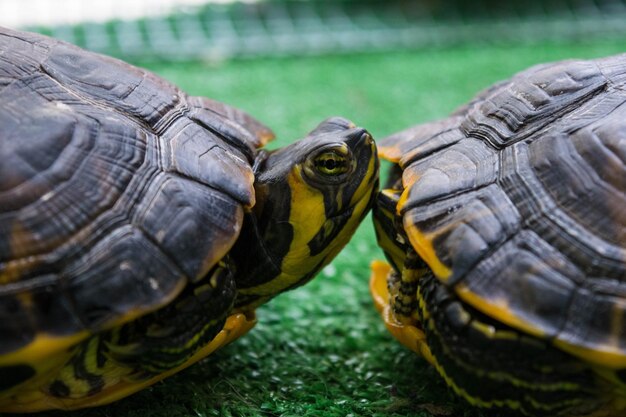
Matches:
[[351, 129, 370, 142], [361, 132, 373, 146]]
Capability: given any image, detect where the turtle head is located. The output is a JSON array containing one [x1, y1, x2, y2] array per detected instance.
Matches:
[[231, 117, 378, 310]]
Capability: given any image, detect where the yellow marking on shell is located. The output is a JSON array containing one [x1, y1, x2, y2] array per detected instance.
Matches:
[[369, 260, 436, 365], [0, 332, 90, 368], [554, 340, 626, 370], [401, 168, 420, 193], [455, 283, 545, 338], [0, 357, 72, 409], [552, 299, 626, 369], [0, 313, 256, 413], [0, 277, 189, 410], [0, 255, 44, 285], [396, 187, 410, 215], [394, 168, 450, 281], [0, 278, 186, 370], [402, 218, 452, 281], [241, 165, 256, 209], [376, 143, 401, 162]]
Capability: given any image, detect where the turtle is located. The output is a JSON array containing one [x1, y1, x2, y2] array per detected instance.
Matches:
[[0, 27, 379, 412], [370, 53, 626, 416]]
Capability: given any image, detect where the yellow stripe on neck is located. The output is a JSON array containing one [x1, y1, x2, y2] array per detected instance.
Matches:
[[238, 165, 326, 297], [239, 164, 374, 299]]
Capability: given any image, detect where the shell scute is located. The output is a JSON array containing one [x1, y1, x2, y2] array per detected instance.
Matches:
[[461, 59, 607, 149], [0, 275, 82, 355], [0, 75, 76, 203], [460, 229, 583, 339], [0, 26, 265, 352], [134, 173, 244, 282], [42, 42, 180, 128], [162, 120, 255, 207], [188, 96, 275, 148], [1, 92, 146, 263], [559, 282, 626, 360], [399, 137, 499, 213], [375, 53, 626, 416], [0, 31, 50, 80], [61, 225, 186, 330], [404, 184, 521, 284], [385, 54, 626, 364], [378, 117, 464, 164], [499, 135, 626, 281]]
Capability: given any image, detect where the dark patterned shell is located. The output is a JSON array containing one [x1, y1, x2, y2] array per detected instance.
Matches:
[[381, 54, 626, 366], [0, 27, 273, 354]]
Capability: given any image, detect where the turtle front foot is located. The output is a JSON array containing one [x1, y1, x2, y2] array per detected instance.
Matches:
[[369, 260, 436, 366]]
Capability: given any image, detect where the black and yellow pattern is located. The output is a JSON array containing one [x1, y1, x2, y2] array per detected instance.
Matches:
[[0, 28, 379, 411], [0, 261, 255, 412], [371, 52, 626, 417], [231, 118, 378, 311]]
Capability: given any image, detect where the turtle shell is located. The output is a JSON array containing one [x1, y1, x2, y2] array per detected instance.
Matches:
[[0, 27, 273, 357], [379, 54, 626, 368]]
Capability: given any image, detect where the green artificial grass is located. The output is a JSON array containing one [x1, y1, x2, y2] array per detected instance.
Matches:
[[12, 40, 626, 417]]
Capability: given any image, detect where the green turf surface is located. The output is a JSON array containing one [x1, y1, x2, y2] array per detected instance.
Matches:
[[15, 40, 626, 417]]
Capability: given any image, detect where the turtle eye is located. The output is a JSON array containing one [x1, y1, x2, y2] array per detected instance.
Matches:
[[314, 151, 350, 176]]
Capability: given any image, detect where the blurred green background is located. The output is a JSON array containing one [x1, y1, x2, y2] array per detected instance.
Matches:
[[2, 1, 625, 416]]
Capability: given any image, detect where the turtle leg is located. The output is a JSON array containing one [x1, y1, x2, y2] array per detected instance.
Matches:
[[2, 259, 256, 412], [369, 260, 436, 366], [389, 247, 428, 326], [371, 177, 435, 356]]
